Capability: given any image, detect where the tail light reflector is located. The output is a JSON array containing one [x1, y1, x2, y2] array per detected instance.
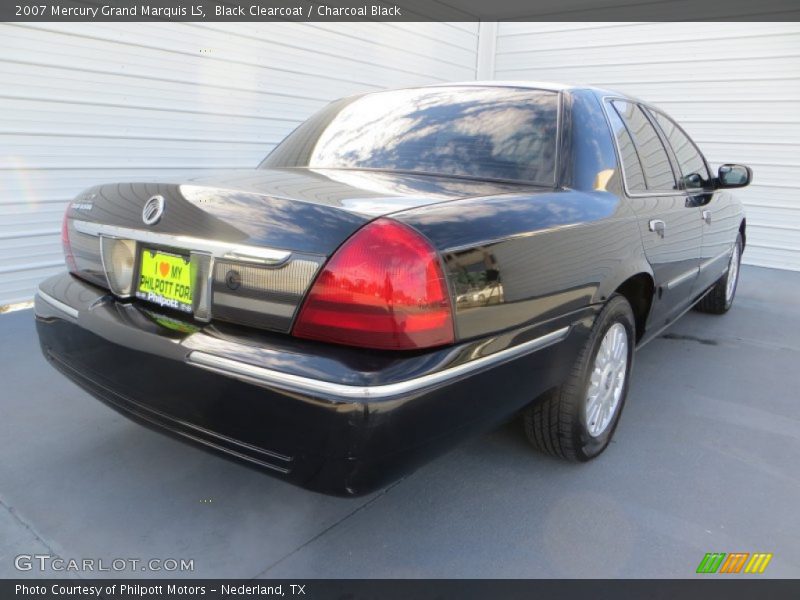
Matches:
[[61, 212, 78, 274], [292, 218, 454, 350]]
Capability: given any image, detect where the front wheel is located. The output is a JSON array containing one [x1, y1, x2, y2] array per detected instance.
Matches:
[[695, 233, 742, 315], [523, 294, 635, 461]]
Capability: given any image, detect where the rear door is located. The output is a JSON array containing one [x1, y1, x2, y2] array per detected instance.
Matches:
[[605, 99, 703, 328], [647, 109, 737, 294]]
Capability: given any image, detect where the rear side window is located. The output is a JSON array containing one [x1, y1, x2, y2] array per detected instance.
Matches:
[[649, 110, 711, 189], [605, 104, 647, 192], [611, 100, 676, 192]]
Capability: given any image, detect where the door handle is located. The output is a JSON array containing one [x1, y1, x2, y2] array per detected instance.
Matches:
[[702, 210, 712, 224], [649, 219, 666, 238]]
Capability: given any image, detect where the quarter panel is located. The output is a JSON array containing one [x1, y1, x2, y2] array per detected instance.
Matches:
[[395, 190, 644, 341]]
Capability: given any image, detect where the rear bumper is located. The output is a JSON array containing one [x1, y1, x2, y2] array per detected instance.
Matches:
[[35, 272, 593, 496]]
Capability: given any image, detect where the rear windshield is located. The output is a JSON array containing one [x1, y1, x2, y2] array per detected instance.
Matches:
[[261, 87, 559, 185]]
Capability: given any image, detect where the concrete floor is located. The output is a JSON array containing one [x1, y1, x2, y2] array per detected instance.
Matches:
[[1, 265, 798, 579]]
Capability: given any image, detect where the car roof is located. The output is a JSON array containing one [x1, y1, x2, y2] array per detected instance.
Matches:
[[426, 80, 575, 91], [345, 81, 641, 106], [424, 80, 637, 100]]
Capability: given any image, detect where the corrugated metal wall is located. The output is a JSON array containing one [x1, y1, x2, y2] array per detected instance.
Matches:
[[492, 22, 800, 271], [3, 22, 799, 305], [0, 22, 479, 305]]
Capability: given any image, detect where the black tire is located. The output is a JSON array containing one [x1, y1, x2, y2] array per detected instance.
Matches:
[[695, 234, 742, 315], [523, 294, 635, 462]]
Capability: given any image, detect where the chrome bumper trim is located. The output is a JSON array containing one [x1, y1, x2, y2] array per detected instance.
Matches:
[[72, 219, 292, 266], [37, 289, 79, 319], [187, 326, 571, 400]]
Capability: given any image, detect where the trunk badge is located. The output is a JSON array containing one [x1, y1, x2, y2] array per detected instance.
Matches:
[[142, 195, 165, 225]]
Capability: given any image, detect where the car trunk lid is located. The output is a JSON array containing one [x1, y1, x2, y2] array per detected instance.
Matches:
[[64, 167, 541, 334]]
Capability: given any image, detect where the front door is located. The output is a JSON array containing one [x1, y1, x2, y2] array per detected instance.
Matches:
[[605, 100, 703, 328], [694, 189, 739, 293], [646, 108, 736, 295]]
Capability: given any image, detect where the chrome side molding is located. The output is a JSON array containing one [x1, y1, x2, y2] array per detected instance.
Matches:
[[187, 326, 571, 400], [36, 289, 79, 319], [700, 247, 732, 271], [665, 267, 698, 290], [72, 220, 292, 267], [666, 247, 733, 290]]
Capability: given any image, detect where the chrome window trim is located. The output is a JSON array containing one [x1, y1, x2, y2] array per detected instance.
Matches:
[[553, 90, 563, 188], [37, 289, 79, 319], [72, 220, 293, 266], [643, 105, 714, 187], [187, 326, 571, 400]]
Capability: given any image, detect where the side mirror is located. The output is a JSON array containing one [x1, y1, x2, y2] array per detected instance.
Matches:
[[717, 164, 752, 189]]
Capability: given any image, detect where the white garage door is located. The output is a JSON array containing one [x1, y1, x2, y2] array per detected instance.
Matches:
[[0, 22, 479, 305], [493, 22, 800, 271], [3, 21, 798, 307]]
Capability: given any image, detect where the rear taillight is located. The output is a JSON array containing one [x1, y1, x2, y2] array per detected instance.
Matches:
[[61, 211, 78, 274], [292, 218, 454, 350]]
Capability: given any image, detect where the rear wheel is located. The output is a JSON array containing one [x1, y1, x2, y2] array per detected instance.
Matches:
[[523, 294, 635, 461], [695, 234, 742, 315]]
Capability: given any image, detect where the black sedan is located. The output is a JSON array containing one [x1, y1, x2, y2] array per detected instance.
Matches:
[[35, 83, 751, 495]]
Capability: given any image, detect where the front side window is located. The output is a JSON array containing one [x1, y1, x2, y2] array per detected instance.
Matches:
[[650, 110, 711, 189], [262, 87, 559, 185], [611, 100, 676, 192]]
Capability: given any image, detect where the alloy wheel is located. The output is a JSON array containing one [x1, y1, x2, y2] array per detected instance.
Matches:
[[585, 323, 628, 437]]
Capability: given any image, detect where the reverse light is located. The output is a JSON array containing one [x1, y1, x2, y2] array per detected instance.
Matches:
[[100, 236, 136, 297], [292, 218, 455, 350]]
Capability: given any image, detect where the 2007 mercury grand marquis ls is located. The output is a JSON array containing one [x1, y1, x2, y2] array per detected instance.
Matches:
[[35, 83, 751, 495]]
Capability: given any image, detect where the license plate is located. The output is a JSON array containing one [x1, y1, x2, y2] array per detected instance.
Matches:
[[136, 249, 193, 313]]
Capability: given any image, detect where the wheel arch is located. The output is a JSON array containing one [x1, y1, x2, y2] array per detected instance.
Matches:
[[612, 272, 655, 344]]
